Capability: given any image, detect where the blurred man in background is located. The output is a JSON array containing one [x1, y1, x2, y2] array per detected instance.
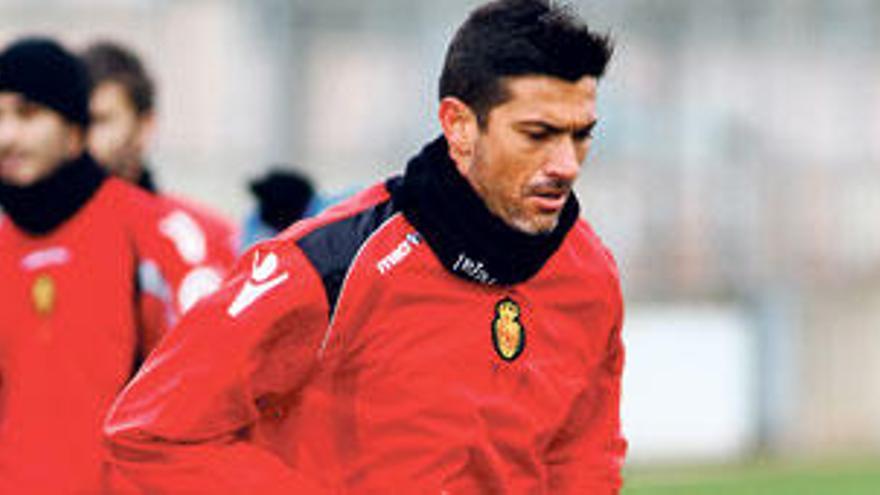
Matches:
[[240, 167, 318, 250], [0, 36, 215, 493], [83, 41, 237, 309], [241, 166, 355, 251], [104, 0, 625, 493]]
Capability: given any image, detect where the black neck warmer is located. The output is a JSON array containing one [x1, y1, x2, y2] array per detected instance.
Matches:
[[0, 153, 106, 236], [392, 136, 579, 286], [137, 166, 158, 194]]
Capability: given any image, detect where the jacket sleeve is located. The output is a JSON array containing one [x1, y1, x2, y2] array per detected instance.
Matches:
[[104, 238, 333, 494], [546, 291, 627, 494]]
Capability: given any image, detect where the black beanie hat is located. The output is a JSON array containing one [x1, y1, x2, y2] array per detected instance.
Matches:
[[0, 37, 92, 127]]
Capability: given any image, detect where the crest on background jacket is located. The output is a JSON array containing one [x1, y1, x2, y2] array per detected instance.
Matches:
[[31, 274, 55, 316], [492, 297, 525, 361]]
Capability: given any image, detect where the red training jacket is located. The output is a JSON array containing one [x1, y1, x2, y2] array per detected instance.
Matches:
[[105, 138, 627, 494], [0, 177, 221, 493]]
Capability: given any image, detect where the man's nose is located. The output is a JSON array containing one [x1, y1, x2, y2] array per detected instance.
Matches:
[[546, 138, 581, 181]]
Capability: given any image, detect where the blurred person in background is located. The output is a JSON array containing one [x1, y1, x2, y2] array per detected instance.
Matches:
[[104, 0, 625, 493], [0, 37, 217, 493], [82, 41, 237, 304], [241, 166, 351, 251]]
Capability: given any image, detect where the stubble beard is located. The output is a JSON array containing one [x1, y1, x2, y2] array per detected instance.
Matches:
[[469, 145, 559, 236]]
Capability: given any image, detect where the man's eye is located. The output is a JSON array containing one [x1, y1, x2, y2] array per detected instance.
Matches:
[[525, 131, 550, 142], [18, 103, 39, 118], [573, 128, 594, 141]]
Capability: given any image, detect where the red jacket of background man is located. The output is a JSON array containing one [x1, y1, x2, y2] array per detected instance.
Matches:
[[133, 169, 238, 333], [159, 193, 238, 270], [105, 137, 627, 494], [0, 156, 224, 493]]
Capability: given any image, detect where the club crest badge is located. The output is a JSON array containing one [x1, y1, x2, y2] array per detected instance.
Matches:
[[31, 274, 56, 316], [492, 297, 525, 361]]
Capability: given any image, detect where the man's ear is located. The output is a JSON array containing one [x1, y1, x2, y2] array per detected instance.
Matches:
[[438, 97, 479, 173]]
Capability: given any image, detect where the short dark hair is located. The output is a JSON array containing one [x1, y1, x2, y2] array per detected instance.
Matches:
[[439, 0, 613, 127], [81, 41, 154, 115]]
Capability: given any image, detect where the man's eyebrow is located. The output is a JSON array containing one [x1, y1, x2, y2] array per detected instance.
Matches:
[[516, 119, 598, 134], [516, 121, 565, 134], [574, 120, 598, 136]]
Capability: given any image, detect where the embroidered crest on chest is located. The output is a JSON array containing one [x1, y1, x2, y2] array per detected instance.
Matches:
[[31, 274, 56, 316], [492, 297, 525, 361]]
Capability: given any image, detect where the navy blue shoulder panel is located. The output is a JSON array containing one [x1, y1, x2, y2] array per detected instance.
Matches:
[[296, 178, 402, 317]]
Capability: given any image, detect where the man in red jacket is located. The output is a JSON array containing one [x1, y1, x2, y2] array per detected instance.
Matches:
[[0, 37, 217, 493], [106, 0, 627, 493], [82, 41, 238, 312]]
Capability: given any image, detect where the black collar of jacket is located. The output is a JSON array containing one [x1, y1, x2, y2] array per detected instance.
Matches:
[[0, 153, 107, 236], [137, 165, 158, 194], [392, 135, 579, 286]]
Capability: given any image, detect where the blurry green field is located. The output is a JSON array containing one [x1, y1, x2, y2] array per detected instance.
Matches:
[[623, 458, 880, 495]]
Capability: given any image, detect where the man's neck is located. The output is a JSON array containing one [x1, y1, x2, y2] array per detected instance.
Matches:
[[0, 153, 107, 235], [133, 163, 158, 193]]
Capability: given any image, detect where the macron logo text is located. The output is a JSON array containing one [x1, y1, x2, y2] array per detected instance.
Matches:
[[376, 233, 421, 275]]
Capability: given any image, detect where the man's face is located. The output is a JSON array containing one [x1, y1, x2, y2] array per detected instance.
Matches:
[[0, 92, 83, 187], [457, 75, 598, 234], [87, 81, 152, 181]]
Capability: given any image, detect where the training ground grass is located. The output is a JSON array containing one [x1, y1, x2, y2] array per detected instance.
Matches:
[[623, 457, 880, 495]]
